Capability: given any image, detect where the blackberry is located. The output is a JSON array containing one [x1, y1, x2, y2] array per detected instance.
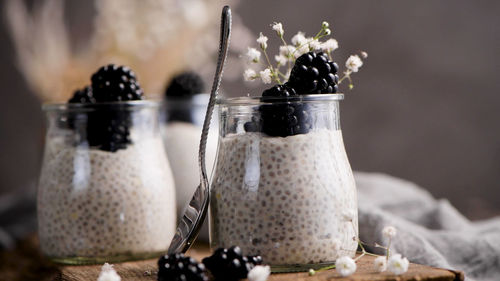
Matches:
[[88, 111, 132, 152], [68, 86, 95, 104], [258, 101, 311, 137], [64, 87, 95, 131], [165, 72, 205, 97], [247, 255, 263, 266], [202, 246, 262, 281], [262, 83, 296, 97], [245, 52, 341, 137], [91, 64, 144, 102], [245, 83, 311, 137], [66, 64, 144, 152], [288, 52, 339, 94], [157, 253, 209, 281], [164, 72, 206, 123]]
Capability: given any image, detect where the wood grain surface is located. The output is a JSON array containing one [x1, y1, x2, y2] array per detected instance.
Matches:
[[0, 235, 464, 281]]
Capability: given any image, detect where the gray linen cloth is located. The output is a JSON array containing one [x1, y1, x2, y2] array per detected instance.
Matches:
[[355, 172, 500, 281], [1, 173, 499, 280]]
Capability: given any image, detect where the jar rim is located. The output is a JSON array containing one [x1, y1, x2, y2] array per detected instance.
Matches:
[[42, 100, 161, 112], [216, 93, 344, 106], [163, 93, 209, 107]]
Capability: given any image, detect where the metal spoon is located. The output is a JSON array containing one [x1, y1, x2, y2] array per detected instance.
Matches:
[[167, 5, 232, 254]]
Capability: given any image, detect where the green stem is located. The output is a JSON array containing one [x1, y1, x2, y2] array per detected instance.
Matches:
[[315, 264, 336, 272], [262, 49, 281, 84], [338, 71, 352, 85], [262, 49, 273, 70], [277, 70, 288, 79], [354, 252, 366, 262], [313, 28, 324, 39], [386, 238, 392, 260], [279, 34, 288, 48]]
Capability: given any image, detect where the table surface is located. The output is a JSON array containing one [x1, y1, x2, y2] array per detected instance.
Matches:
[[0, 235, 464, 281]]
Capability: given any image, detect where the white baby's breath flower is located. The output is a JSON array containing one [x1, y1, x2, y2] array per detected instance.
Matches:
[[382, 226, 397, 239], [247, 265, 271, 281], [374, 256, 387, 272], [97, 263, 121, 281], [345, 55, 363, 72], [342, 210, 355, 222], [256, 32, 268, 50], [387, 254, 409, 275], [295, 44, 309, 57], [275, 54, 287, 65], [260, 68, 272, 84], [321, 38, 339, 52], [322, 21, 330, 28], [272, 22, 284, 36], [361, 51, 368, 58], [291, 31, 307, 46], [335, 256, 357, 277], [101, 263, 114, 272], [324, 28, 331, 35], [246, 47, 261, 63], [97, 271, 121, 281], [308, 38, 322, 51], [243, 69, 257, 81], [279, 45, 295, 59]]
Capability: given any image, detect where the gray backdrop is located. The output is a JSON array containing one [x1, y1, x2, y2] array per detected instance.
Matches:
[[0, 0, 499, 219]]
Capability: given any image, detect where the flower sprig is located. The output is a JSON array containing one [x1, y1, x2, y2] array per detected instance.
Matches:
[[243, 21, 367, 91], [307, 222, 409, 277]]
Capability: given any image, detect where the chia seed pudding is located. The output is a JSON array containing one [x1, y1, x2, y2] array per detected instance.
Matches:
[[37, 135, 176, 262], [209, 129, 358, 266], [38, 64, 176, 264]]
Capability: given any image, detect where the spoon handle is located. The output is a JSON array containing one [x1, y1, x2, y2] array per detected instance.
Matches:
[[199, 5, 231, 189], [167, 6, 232, 254]]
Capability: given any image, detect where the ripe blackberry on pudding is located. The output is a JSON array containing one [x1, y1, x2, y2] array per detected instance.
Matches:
[[165, 72, 205, 98], [261, 83, 296, 97], [288, 51, 339, 94], [67, 64, 144, 152], [68, 86, 95, 104], [246, 51, 340, 137], [258, 101, 312, 137], [91, 64, 144, 101], [164, 71, 206, 123], [157, 253, 209, 281]]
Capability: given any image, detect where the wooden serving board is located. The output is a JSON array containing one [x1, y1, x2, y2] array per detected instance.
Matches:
[[0, 235, 464, 281]]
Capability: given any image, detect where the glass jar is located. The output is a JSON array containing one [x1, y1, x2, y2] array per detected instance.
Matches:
[[38, 101, 176, 264], [209, 94, 358, 272], [161, 94, 217, 241]]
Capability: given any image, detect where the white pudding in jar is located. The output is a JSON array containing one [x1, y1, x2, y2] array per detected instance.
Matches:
[[37, 136, 176, 261], [210, 129, 358, 266]]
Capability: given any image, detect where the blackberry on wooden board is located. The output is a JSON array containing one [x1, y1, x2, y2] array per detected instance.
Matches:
[[202, 246, 263, 281], [157, 253, 209, 281]]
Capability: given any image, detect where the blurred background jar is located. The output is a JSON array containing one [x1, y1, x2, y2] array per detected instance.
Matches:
[[161, 72, 218, 241], [38, 101, 176, 264]]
